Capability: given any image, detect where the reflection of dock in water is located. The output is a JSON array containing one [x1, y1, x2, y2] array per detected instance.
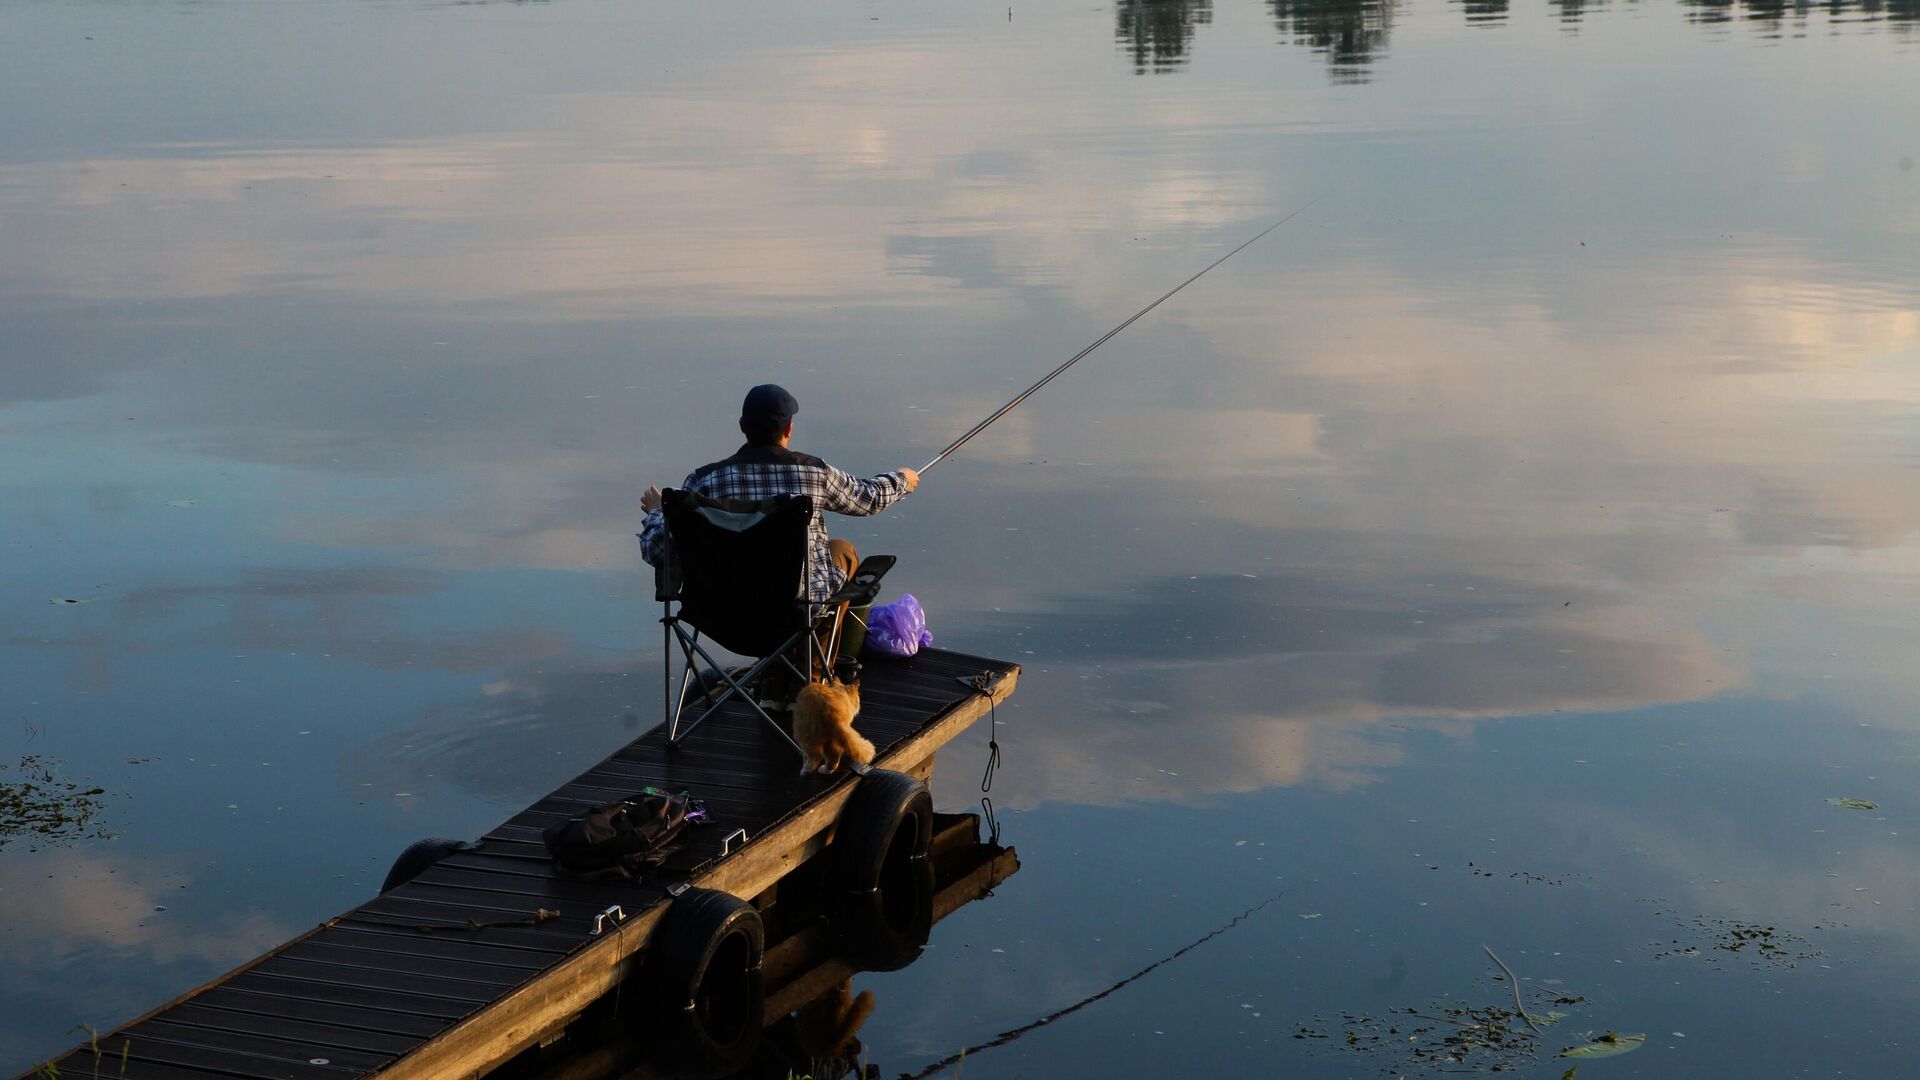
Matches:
[[533, 811, 1020, 1080], [19, 649, 1018, 1080]]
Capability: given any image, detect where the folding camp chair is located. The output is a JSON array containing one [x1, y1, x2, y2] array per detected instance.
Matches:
[[654, 487, 895, 765]]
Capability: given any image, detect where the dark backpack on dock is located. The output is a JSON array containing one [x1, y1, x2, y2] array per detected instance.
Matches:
[[542, 791, 694, 881]]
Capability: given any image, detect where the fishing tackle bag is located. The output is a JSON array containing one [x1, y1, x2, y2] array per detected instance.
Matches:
[[541, 790, 699, 880]]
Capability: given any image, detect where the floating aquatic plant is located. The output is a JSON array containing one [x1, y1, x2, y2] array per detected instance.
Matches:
[[1560, 1031, 1644, 1058], [0, 756, 112, 850]]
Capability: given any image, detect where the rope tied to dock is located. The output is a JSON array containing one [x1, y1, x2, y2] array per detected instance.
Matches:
[[958, 671, 1004, 846]]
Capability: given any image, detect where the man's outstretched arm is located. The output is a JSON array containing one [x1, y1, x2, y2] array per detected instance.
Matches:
[[821, 465, 919, 517]]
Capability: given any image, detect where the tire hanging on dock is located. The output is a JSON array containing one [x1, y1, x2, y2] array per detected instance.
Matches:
[[640, 887, 767, 1077], [830, 769, 935, 971], [379, 837, 472, 893]]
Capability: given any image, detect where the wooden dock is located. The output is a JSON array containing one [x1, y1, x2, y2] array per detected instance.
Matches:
[[21, 647, 1018, 1080]]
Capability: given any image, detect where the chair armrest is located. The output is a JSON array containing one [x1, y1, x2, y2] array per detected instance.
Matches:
[[822, 554, 896, 607], [644, 535, 682, 602]]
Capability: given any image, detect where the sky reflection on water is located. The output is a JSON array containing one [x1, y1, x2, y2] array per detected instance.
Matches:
[[3, 0, 1919, 1074]]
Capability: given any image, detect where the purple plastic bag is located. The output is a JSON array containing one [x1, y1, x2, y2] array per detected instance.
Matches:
[[866, 593, 934, 658]]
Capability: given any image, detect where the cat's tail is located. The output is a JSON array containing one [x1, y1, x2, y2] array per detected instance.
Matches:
[[843, 988, 877, 1032], [848, 730, 876, 766]]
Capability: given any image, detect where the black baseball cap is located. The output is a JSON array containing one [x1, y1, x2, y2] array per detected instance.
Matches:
[[741, 384, 799, 426]]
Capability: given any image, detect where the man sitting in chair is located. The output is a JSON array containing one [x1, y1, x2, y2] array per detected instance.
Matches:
[[638, 384, 920, 705]]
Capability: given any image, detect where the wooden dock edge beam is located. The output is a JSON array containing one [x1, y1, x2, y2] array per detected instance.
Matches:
[[370, 667, 1018, 1080]]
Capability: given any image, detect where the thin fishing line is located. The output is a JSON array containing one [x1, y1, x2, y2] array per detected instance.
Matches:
[[921, 197, 1322, 475], [895, 879, 1313, 1079]]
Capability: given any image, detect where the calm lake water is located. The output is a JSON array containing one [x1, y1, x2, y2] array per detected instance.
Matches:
[[4, 0, 1918, 1074]]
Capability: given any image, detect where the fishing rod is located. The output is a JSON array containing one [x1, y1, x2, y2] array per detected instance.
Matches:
[[919, 198, 1320, 475]]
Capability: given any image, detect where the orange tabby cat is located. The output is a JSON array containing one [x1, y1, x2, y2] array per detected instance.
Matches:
[[792, 674, 873, 775]]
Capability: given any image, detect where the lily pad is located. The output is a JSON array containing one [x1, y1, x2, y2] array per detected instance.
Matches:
[[1827, 797, 1878, 811], [1561, 1032, 1644, 1059]]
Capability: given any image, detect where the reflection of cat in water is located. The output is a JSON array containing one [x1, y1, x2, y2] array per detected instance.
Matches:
[[792, 979, 876, 1072]]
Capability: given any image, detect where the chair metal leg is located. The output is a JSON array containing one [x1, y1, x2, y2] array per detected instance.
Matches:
[[667, 628, 704, 743], [658, 601, 811, 766], [663, 616, 720, 744], [666, 623, 710, 744], [666, 630, 809, 766], [824, 605, 849, 666], [662, 603, 676, 741]]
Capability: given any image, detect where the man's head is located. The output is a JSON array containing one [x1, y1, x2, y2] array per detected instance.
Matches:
[[740, 383, 798, 446]]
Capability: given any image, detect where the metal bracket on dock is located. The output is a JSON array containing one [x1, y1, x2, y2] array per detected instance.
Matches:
[[721, 828, 748, 856], [590, 905, 627, 937]]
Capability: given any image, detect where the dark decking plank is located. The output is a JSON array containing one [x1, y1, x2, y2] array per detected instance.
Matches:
[[862, 685, 976, 710], [44, 1057, 277, 1080], [583, 755, 819, 790], [243, 957, 508, 1005], [604, 752, 799, 788], [122, 1021, 381, 1076], [222, 971, 480, 1021], [625, 727, 790, 758], [193, 986, 450, 1038], [632, 715, 794, 752], [549, 772, 787, 814], [616, 740, 800, 773], [591, 755, 828, 790], [373, 881, 598, 922], [345, 898, 586, 950], [886, 650, 1010, 675], [319, 923, 563, 967], [407, 862, 656, 906], [152, 1002, 422, 1056], [284, 934, 549, 977], [394, 868, 665, 922], [495, 808, 790, 847], [333, 913, 581, 955], [551, 776, 795, 813], [475, 825, 581, 849], [556, 772, 807, 808], [452, 838, 560, 862], [270, 944, 536, 990], [857, 698, 955, 723], [618, 738, 911, 777], [432, 849, 678, 892]]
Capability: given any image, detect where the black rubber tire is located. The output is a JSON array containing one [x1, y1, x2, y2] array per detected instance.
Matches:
[[830, 769, 935, 971], [641, 887, 766, 1078], [379, 837, 470, 893]]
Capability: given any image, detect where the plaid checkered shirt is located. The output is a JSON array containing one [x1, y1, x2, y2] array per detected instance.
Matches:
[[638, 443, 910, 605]]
